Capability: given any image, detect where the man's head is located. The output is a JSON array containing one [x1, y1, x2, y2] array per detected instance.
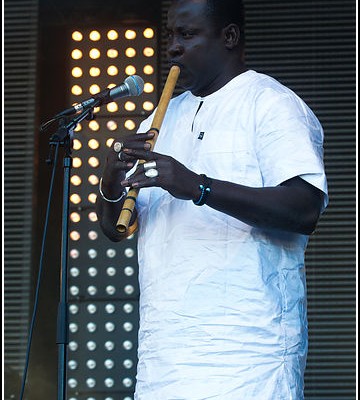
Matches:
[[167, 0, 246, 97]]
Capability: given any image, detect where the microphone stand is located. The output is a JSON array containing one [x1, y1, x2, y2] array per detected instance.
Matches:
[[49, 105, 98, 400]]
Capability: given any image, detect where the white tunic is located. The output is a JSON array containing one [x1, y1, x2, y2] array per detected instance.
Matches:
[[133, 70, 328, 400]]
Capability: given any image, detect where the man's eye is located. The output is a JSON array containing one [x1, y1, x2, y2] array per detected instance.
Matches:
[[182, 31, 194, 38]]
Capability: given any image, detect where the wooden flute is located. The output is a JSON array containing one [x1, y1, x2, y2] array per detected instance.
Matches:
[[116, 65, 180, 234]]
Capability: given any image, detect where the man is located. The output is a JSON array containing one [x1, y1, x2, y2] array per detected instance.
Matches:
[[96, 0, 328, 398]]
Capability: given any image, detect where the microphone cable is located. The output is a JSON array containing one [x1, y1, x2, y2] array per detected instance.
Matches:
[[19, 141, 60, 400]]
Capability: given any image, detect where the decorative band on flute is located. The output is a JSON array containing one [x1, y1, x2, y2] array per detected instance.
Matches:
[[116, 65, 181, 234]]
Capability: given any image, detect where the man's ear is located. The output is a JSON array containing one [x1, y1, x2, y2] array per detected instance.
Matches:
[[223, 23, 241, 49]]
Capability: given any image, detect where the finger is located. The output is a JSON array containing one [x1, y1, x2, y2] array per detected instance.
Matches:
[[122, 148, 160, 160]]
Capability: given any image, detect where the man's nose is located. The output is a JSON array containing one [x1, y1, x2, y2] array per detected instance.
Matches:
[[167, 38, 184, 57]]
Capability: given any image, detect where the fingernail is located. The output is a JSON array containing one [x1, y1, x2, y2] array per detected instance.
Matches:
[[121, 179, 128, 186]]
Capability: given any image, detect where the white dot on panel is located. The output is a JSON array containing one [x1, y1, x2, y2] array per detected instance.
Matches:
[[68, 341, 78, 351], [123, 397, 132, 400], [123, 303, 134, 313], [88, 267, 98, 277], [123, 359, 133, 369], [87, 304, 97, 314], [70, 267, 80, 277], [68, 378, 78, 388], [104, 359, 114, 369], [106, 248, 116, 258], [124, 248, 135, 258], [123, 322, 133, 332], [86, 378, 96, 388], [87, 398, 96, 400], [70, 286, 79, 296], [87, 341, 97, 351], [105, 341, 115, 351], [88, 175, 99, 185], [88, 249, 97, 259], [106, 285, 116, 295], [69, 323, 78, 333], [124, 266, 134, 276], [88, 230, 98, 240], [70, 249, 80, 259], [124, 285, 134, 295], [105, 304, 115, 314], [122, 377, 133, 388], [87, 322, 97, 333], [87, 285, 97, 296], [68, 360, 78, 370], [105, 397, 115, 400], [88, 212, 98, 222], [105, 322, 115, 332], [86, 359, 97, 369], [105, 378, 114, 388], [123, 340, 133, 350], [69, 304, 79, 314], [106, 266, 116, 276]]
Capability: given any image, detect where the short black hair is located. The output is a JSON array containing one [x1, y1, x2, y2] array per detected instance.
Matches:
[[205, 0, 246, 44]]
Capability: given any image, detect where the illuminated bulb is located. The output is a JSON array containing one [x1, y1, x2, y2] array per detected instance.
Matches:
[[89, 48, 100, 59], [71, 49, 83, 59], [88, 157, 100, 168], [107, 248, 116, 258], [88, 175, 99, 185], [143, 64, 154, 75], [107, 65, 118, 76], [107, 48, 118, 58], [125, 65, 136, 75], [71, 85, 82, 95], [89, 67, 101, 77], [87, 322, 97, 333], [144, 82, 155, 93], [105, 378, 114, 388], [72, 67, 83, 78], [72, 31, 83, 41], [69, 323, 78, 333], [105, 304, 115, 314], [143, 27, 154, 38], [143, 101, 154, 111], [143, 47, 155, 57], [74, 123, 82, 132], [123, 322, 133, 332], [124, 101, 136, 111], [107, 30, 119, 40], [72, 157, 82, 168], [125, 47, 136, 57], [89, 84, 100, 95], [70, 212, 80, 223], [88, 120, 100, 131], [107, 102, 118, 112], [88, 212, 98, 222], [104, 341, 115, 351], [107, 120, 117, 131], [70, 194, 81, 204], [125, 29, 136, 39], [70, 267, 80, 277], [124, 119, 136, 130], [70, 231, 80, 241], [88, 193, 97, 204], [86, 378, 96, 388], [72, 138, 82, 150], [89, 30, 101, 41], [70, 175, 81, 186], [105, 322, 115, 332], [88, 139, 99, 150]]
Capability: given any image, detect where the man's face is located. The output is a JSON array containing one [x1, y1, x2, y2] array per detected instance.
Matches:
[[166, 0, 226, 96]]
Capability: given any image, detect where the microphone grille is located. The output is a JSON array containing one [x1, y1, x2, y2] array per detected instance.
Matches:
[[124, 75, 145, 96]]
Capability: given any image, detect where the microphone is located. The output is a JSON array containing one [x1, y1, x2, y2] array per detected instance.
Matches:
[[55, 75, 145, 117]]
